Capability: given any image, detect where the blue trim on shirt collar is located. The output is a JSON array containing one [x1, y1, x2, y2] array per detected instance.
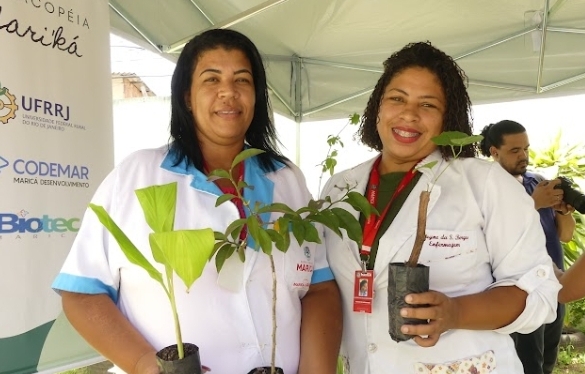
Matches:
[[311, 267, 334, 284], [160, 148, 286, 251], [52, 273, 119, 304]]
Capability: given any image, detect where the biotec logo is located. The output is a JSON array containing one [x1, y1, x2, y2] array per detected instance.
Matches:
[[0, 82, 19, 124], [0, 209, 79, 234]]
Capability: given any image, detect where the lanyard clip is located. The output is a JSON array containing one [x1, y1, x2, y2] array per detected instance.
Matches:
[[361, 260, 368, 274]]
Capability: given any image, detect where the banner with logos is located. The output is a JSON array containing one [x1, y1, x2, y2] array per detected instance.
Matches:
[[0, 1, 113, 373]]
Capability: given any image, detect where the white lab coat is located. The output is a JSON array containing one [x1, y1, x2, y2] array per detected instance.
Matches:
[[322, 150, 560, 374], [53, 146, 333, 374]]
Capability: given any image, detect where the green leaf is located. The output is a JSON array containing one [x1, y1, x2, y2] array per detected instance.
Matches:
[[302, 221, 321, 244], [211, 240, 227, 259], [256, 202, 297, 215], [231, 148, 265, 169], [327, 136, 339, 146], [308, 199, 325, 210], [257, 228, 273, 255], [216, 193, 236, 207], [149, 229, 215, 291], [450, 134, 483, 146], [417, 160, 438, 170], [291, 219, 306, 245], [296, 206, 319, 215], [344, 191, 378, 218], [207, 169, 231, 181], [237, 180, 250, 190], [265, 229, 286, 252], [325, 158, 337, 173], [149, 234, 168, 265], [135, 183, 177, 233], [431, 131, 467, 146], [89, 204, 163, 285], [332, 207, 363, 247], [215, 244, 236, 272], [275, 217, 291, 251], [0, 88, 6, 96], [307, 211, 341, 237], [276, 216, 290, 235], [237, 243, 246, 262], [247, 216, 261, 249], [349, 113, 360, 125], [225, 218, 247, 240], [214, 231, 228, 241], [431, 131, 482, 147]]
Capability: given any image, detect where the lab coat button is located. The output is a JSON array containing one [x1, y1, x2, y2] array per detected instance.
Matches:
[[537, 269, 546, 278], [368, 343, 377, 352]]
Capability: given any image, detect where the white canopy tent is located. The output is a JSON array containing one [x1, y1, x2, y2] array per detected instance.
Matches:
[[108, 0, 585, 123]]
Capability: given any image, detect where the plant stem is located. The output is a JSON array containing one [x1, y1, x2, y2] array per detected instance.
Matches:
[[406, 191, 431, 267], [269, 254, 277, 374], [167, 271, 184, 359], [317, 122, 351, 193]]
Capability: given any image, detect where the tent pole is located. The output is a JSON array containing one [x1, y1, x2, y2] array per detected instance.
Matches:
[[536, 0, 551, 93], [295, 119, 301, 166], [292, 55, 303, 166]]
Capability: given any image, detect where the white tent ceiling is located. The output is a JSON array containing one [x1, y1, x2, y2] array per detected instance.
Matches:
[[109, 0, 585, 122]]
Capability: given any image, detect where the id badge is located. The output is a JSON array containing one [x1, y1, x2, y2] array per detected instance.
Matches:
[[353, 270, 374, 313]]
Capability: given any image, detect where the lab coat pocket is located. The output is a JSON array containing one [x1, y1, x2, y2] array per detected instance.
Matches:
[[283, 243, 314, 295], [414, 350, 496, 373], [418, 230, 477, 292]]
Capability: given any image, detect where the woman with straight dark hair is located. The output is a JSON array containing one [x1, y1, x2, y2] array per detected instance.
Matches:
[[53, 29, 341, 374]]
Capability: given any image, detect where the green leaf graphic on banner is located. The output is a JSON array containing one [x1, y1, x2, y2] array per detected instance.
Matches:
[[0, 320, 54, 374]]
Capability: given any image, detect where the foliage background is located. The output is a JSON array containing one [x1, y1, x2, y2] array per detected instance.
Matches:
[[529, 131, 585, 330]]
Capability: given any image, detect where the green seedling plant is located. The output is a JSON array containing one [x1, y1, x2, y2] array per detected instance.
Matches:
[[208, 148, 376, 374], [406, 131, 483, 266], [89, 182, 215, 360], [317, 113, 361, 193]]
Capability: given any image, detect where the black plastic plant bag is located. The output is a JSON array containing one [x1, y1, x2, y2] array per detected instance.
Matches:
[[156, 343, 202, 374], [247, 367, 284, 374], [388, 263, 429, 342]]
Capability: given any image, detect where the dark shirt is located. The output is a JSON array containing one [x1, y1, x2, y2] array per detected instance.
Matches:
[[522, 172, 564, 270], [360, 171, 422, 270]]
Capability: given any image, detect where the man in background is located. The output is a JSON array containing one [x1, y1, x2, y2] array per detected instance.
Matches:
[[479, 119, 575, 374]]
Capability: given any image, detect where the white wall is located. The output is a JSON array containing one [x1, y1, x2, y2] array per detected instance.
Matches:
[[113, 97, 171, 163]]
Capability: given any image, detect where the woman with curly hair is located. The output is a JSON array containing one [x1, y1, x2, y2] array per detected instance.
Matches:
[[321, 41, 560, 373]]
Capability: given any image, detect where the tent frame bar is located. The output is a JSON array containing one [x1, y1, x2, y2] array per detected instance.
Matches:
[[165, 0, 290, 53], [109, 0, 162, 53], [542, 72, 585, 92], [549, 27, 585, 34], [187, 0, 214, 25]]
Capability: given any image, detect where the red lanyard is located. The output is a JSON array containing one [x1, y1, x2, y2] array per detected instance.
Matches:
[[208, 162, 247, 241], [361, 157, 418, 258]]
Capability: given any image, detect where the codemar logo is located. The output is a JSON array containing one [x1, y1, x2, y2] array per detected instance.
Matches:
[[0, 82, 19, 125], [0, 156, 8, 171]]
